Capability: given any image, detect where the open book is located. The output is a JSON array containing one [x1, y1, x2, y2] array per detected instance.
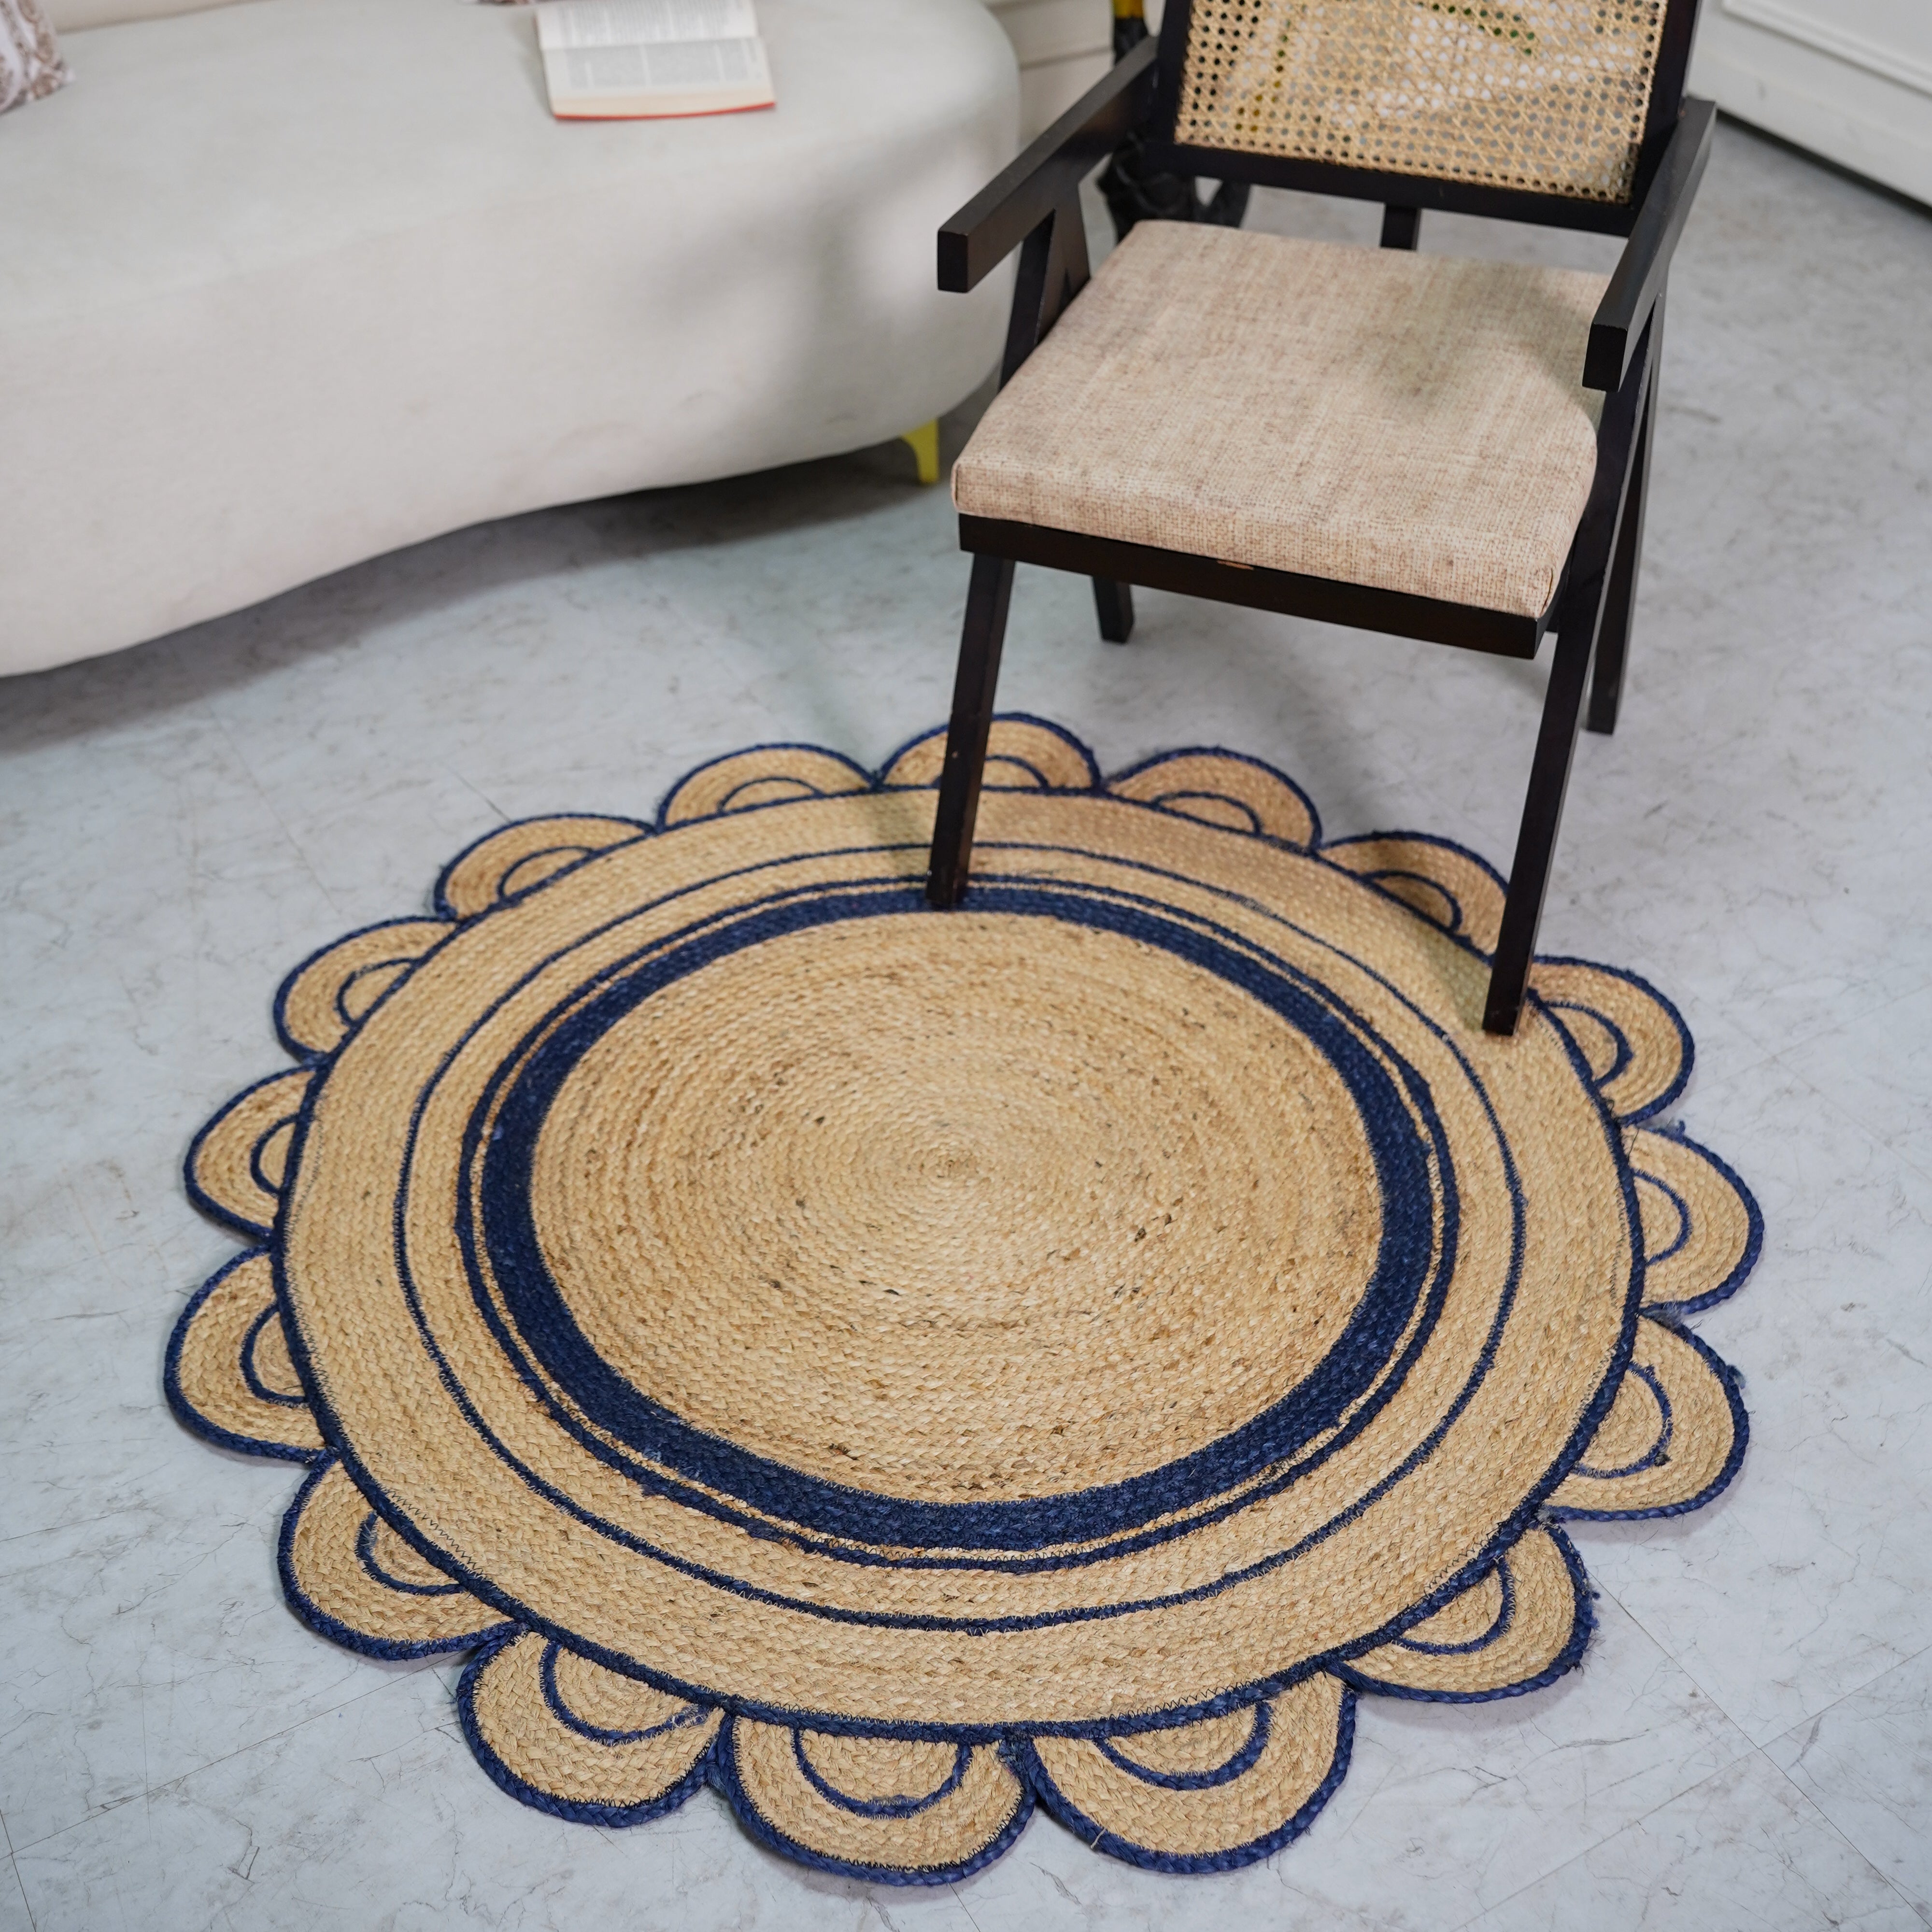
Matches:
[[536, 0, 775, 120]]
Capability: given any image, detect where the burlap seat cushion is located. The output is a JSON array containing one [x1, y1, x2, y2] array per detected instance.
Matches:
[[952, 221, 1610, 619]]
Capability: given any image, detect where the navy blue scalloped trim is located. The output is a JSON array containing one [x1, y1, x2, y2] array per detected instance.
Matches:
[[1545, 1323, 1751, 1523], [1634, 1167, 1694, 1270], [713, 1720, 1035, 1885], [1015, 1690, 1355, 1874], [1335, 1526, 1595, 1705], [655, 743, 876, 828], [1320, 830, 1508, 958], [1395, 1559, 1515, 1656], [182, 1067, 306, 1240], [1107, 744, 1322, 848], [275, 1458, 514, 1660], [793, 1734, 972, 1818], [1634, 1126, 1765, 1316], [271, 914, 457, 1062], [355, 1511, 467, 1597], [162, 1251, 326, 1466], [876, 713, 1102, 795], [239, 1303, 308, 1409], [1366, 867, 1462, 933], [455, 1629, 717, 1829], [1546, 994, 1635, 1090], [1534, 956, 1696, 1125], [1097, 1700, 1270, 1790], [245, 1116, 293, 1206], [177, 716, 1756, 1845], [538, 1641, 711, 1746], [1573, 1364, 1673, 1479], [432, 817, 653, 926]]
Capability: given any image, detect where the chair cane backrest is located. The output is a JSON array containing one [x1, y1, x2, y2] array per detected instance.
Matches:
[[1159, 0, 1700, 214]]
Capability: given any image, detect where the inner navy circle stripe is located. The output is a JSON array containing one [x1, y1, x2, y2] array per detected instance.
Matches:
[[473, 884, 1444, 1553]]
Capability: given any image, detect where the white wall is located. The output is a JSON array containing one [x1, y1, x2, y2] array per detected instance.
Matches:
[[1690, 0, 1932, 205], [984, 0, 1110, 141]]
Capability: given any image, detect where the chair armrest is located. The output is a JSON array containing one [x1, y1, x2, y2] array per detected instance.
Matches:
[[1585, 97, 1716, 391], [939, 36, 1159, 295]]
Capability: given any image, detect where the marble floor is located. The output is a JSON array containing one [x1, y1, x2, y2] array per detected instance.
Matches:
[[3, 120, 1930, 1931]]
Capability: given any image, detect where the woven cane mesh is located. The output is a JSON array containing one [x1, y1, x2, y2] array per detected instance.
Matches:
[[1173, 0, 1666, 203]]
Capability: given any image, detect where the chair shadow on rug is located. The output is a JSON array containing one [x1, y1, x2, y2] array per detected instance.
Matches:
[[923, 0, 1715, 1035]]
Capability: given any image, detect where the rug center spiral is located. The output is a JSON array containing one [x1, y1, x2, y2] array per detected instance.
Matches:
[[528, 912, 1385, 1507]]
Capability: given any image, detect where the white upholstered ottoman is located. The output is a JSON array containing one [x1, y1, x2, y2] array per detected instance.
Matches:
[[0, 0, 1018, 675]]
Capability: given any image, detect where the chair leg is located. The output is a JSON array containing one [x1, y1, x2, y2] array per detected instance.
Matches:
[[1380, 204, 1421, 250], [926, 554, 1017, 909], [1092, 577, 1135, 644], [1586, 390, 1654, 737], [1483, 620, 1597, 1037], [899, 419, 942, 487], [1486, 302, 1659, 1035]]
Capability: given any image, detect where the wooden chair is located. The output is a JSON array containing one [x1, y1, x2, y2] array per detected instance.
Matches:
[[923, 0, 1714, 1035]]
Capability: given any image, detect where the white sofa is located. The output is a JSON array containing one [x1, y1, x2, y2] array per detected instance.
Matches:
[[1, 0, 1018, 677]]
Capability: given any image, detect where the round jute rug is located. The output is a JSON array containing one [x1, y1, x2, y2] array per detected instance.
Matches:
[[169, 718, 1758, 1881]]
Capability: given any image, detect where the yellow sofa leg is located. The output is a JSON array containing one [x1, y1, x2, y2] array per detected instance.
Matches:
[[900, 419, 941, 486]]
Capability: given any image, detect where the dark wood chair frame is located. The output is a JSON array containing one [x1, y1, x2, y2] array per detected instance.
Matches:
[[923, 2, 1715, 1034]]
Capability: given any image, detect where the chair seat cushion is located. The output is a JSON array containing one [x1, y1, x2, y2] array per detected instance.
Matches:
[[952, 222, 1610, 619]]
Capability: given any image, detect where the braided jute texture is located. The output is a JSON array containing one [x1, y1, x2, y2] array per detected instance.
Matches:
[[1172, 0, 1666, 204], [169, 718, 1758, 1881]]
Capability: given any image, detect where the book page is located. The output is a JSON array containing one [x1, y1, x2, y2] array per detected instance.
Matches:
[[545, 37, 766, 90], [535, 0, 758, 51]]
